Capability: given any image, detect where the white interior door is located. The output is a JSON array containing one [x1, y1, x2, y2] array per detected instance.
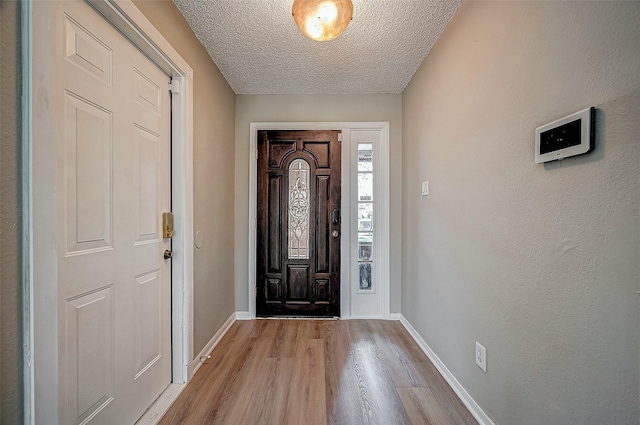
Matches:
[[56, 1, 172, 423]]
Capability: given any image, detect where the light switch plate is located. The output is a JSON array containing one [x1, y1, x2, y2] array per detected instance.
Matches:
[[421, 181, 429, 196], [476, 341, 487, 372]]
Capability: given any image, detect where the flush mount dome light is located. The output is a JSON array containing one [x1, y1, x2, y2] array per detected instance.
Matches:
[[292, 0, 353, 42]]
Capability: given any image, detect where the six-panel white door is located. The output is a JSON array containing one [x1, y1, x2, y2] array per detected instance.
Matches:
[[56, 1, 172, 423]]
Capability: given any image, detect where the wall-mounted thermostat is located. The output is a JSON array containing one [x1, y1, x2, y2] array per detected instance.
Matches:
[[535, 107, 595, 164]]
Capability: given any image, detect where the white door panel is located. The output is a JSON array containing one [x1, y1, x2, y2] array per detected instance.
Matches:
[[133, 127, 162, 244], [56, 1, 172, 424], [64, 287, 115, 425], [63, 92, 114, 255], [133, 269, 163, 379], [64, 15, 113, 86]]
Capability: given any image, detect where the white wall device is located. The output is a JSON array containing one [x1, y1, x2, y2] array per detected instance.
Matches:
[[535, 107, 595, 164]]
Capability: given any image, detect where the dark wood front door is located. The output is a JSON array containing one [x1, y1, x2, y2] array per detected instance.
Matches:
[[257, 130, 341, 316]]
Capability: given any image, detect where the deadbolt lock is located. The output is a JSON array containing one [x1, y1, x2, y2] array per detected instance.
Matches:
[[163, 212, 174, 238]]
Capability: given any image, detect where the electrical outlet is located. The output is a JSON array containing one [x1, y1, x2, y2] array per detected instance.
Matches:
[[476, 341, 487, 372], [421, 180, 429, 196]]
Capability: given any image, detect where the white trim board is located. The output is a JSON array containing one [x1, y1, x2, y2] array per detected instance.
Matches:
[[187, 313, 236, 380], [247, 122, 390, 320], [235, 311, 253, 321], [24, 1, 194, 423], [398, 315, 496, 425]]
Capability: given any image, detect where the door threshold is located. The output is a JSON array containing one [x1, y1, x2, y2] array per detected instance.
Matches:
[[135, 383, 187, 425]]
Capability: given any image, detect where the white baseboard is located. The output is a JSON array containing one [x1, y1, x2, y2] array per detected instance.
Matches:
[[388, 313, 402, 320], [186, 312, 236, 380], [398, 315, 495, 425], [235, 311, 253, 320], [350, 315, 386, 320]]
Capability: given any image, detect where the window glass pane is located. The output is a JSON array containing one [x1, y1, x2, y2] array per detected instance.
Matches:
[[358, 203, 373, 231], [359, 262, 373, 291], [358, 173, 373, 202], [358, 232, 373, 261], [357, 143, 374, 292], [358, 143, 373, 172], [288, 159, 310, 259]]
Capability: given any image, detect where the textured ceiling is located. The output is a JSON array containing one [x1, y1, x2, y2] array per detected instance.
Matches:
[[172, 0, 462, 94]]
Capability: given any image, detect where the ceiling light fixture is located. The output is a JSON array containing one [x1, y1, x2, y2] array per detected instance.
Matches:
[[292, 0, 353, 42]]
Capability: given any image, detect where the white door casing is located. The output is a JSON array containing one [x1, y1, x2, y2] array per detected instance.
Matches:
[[247, 122, 390, 320], [25, 1, 194, 424]]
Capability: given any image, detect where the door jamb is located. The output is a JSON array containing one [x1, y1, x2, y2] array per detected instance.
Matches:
[[23, 1, 194, 422], [248, 122, 390, 320]]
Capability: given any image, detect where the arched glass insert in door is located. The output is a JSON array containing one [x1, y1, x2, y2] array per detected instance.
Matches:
[[288, 159, 310, 259]]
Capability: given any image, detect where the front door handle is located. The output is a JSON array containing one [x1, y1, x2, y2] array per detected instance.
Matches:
[[164, 250, 173, 260], [332, 208, 340, 224]]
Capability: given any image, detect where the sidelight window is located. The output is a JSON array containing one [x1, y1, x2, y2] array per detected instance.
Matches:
[[288, 159, 310, 259], [357, 144, 374, 291]]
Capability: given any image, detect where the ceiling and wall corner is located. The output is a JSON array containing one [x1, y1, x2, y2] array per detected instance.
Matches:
[[402, 2, 640, 424], [172, 0, 462, 94]]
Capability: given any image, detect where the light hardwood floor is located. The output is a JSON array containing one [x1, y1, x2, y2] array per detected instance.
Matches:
[[158, 320, 479, 425]]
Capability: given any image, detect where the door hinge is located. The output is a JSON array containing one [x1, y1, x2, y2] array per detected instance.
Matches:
[[337, 133, 343, 142], [169, 79, 181, 94], [256, 148, 259, 160]]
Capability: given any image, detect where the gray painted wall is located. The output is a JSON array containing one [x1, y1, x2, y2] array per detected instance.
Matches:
[[0, 1, 23, 423], [234, 94, 403, 314], [402, 2, 640, 424]]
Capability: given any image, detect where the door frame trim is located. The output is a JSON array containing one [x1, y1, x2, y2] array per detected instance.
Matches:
[[23, 1, 194, 422], [248, 122, 390, 320]]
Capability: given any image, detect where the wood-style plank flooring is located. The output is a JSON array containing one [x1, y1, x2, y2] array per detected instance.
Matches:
[[158, 320, 479, 425]]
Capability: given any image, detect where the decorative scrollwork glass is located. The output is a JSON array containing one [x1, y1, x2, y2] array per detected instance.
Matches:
[[288, 159, 310, 259]]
